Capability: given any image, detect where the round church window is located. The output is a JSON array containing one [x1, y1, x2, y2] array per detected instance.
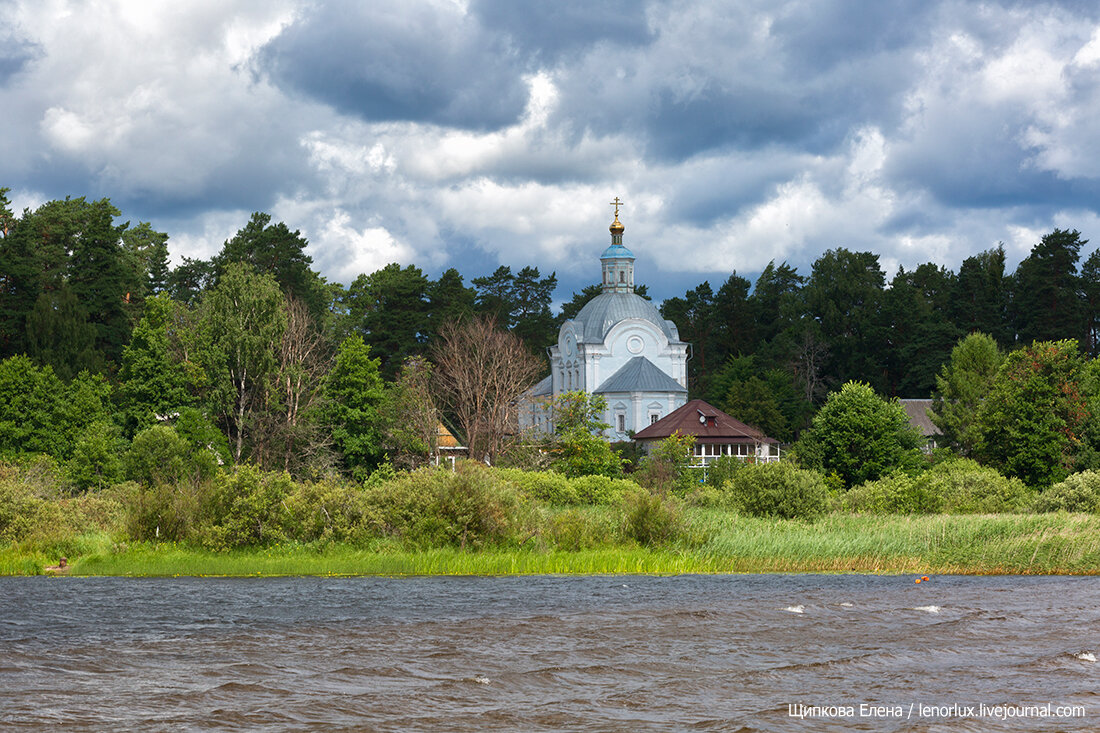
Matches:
[[627, 335, 644, 354]]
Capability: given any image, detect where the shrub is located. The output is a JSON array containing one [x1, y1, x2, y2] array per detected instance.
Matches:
[[921, 459, 1034, 513], [634, 433, 697, 495], [494, 467, 579, 505], [0, 479, 47, 544], [124, 481, 208, 542], [199, 466, 295, 549], [283, 478, 378, 543], [1033, 471, 1100, 513], [845, 473, 940, 514], [364, 462, 533, 549], [622, 488, 688, 546], [846, 459, 1034, 514], [570, 475, 635, 505], [125, 423, 220, 487], [703, 456, 743, 489], [725, 462, 828, 520]]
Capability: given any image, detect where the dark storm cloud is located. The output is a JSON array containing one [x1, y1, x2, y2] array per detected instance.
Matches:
[[470, 0, 654, 64], [769, 0, 936, 73], [258, 2, 529, 130], [549, 1, 925, 163]]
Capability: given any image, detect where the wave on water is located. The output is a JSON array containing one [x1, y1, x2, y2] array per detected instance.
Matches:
[[785, 605, 805, 614], [913, 605, 942, 613], [1073, 651, 1096, 662]]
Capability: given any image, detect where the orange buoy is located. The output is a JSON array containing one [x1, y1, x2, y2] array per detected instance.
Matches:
[[915, 578, 921, 583]]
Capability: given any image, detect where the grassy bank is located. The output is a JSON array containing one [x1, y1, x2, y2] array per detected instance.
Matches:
[[7, 511, 1099, 577]]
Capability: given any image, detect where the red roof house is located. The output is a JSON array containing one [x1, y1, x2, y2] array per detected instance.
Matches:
[[632, 399, 781, 463]]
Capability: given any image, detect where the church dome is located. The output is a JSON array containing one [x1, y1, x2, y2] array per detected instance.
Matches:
[[572, 291, 681, 344], [600, 243, 635, 259]]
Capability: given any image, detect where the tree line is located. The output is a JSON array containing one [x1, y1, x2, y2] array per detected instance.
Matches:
[[1, 186, 1098, 483]]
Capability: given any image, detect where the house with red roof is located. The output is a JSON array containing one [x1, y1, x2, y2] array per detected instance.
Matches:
[[632, 399, 781, 463]]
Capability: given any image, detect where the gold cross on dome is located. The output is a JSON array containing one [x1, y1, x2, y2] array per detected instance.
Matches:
[[609, 197, 624, 217]]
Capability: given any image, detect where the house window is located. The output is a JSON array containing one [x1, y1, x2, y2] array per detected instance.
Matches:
[[617, 414, 625, 433], [650, 413, 659, 425]]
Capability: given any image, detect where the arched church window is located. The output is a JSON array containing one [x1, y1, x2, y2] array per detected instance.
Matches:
[[618, 271, 625, 283]]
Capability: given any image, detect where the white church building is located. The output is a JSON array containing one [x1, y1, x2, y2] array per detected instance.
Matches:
[[520, 202, 690, 440]]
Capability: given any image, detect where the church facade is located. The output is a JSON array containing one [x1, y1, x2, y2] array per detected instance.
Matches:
[[520, 204, 690, 440]]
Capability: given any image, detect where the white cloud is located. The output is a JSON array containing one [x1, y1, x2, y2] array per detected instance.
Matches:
[[311, 211, 416, 285]]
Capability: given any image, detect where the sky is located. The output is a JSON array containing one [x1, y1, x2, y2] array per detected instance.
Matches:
[[3, 0, 1100, 303]]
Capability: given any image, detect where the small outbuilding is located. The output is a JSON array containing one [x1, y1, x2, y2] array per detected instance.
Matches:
[[632, 399, 781, 463], [898, 398, 941, 452]]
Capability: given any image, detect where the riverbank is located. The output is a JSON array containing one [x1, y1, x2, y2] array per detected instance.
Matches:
[[5, 511, 1099, 576]]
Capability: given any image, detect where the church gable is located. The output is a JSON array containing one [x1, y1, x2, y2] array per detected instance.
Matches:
[[594, 356, 687, 394]]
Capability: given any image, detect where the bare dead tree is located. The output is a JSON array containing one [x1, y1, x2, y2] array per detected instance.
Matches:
[[791, 328, 830, 404], [253, 296, 334, 474], [432, 316, 542, 463]]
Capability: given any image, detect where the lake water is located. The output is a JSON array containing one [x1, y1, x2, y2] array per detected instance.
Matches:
[[1, 574, 1097, 731]]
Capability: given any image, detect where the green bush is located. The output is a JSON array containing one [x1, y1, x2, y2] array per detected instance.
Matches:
[[845, 473, 940, 514], [703, 456, 744, 489], [570, 475, 635, 505], [622, 488, 688, 546], [125, 423, 220, 487], [199, 466, 295, 549], [847, 459, 1034, 514], [493, 467, 579, 505], [1033, 471, 1100, 513], [283, 478, 378, 544], [364, 462, 533, 549], [0, 479, 46, 544], [725, 462, 828, 519], [124, 481, 207, 542], [922, 459, 1034, 513]]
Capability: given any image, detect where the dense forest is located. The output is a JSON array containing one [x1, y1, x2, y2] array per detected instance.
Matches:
[[1, 187, 1098, 487]]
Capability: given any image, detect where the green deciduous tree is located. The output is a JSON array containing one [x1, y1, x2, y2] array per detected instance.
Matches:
[[0, 356, 113, 461], [973, 339, 1089, 487], [547, 392, 623, 478], [199, 262, 288, 463], [380, 356, 442, 470], [794, 381, 924, 488]]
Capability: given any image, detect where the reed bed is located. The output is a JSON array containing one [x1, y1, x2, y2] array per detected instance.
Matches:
[[27, 511, 1097, 577]]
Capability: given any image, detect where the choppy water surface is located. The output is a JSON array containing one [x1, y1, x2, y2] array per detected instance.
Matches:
[[1, 575, 1097, 731]]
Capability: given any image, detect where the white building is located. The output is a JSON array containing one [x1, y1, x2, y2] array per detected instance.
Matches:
[[521, 204, 689, 439]]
